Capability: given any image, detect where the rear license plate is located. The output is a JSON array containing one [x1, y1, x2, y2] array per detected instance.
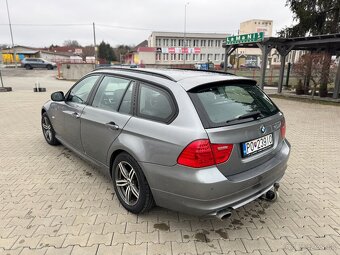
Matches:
[[242, 134, 273, 157]]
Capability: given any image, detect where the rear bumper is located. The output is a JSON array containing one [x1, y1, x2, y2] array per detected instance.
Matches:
[[141, 139, 291, 216]]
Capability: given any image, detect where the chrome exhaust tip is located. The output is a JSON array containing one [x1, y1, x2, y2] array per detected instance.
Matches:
[[216, 209, 232, 220]]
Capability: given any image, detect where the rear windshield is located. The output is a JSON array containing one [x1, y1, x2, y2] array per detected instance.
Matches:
[[189, 82, 279, 128]]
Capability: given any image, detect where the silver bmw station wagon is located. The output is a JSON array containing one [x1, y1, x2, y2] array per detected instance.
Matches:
[[41, 68, 290, 218]]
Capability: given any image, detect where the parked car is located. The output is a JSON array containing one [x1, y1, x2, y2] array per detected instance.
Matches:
[[21, 58, 57, 70], [41, 68, 290, 218]]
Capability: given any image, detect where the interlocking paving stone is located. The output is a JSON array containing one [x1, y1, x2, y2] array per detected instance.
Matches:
[[0, 75, 340, 255]]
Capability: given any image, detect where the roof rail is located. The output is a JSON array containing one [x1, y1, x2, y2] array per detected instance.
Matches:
[[170, 67, 236, 76], [93, 66, 177, 82]]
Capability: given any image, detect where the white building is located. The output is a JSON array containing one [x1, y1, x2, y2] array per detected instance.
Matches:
[[148, 31, 230, 66]]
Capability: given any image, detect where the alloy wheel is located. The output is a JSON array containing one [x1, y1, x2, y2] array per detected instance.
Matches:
[[115, 161, 140, 206], [42, 116, 52, 142]]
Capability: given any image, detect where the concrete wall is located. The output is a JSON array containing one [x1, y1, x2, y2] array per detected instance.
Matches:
[[60, 63, 95, 80]]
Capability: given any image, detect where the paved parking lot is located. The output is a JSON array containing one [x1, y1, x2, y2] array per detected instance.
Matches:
[[0, 69, 340, 255]]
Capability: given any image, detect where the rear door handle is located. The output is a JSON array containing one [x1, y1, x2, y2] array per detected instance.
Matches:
[[105, 122, 119, 130], [72, 112, 80, 119]]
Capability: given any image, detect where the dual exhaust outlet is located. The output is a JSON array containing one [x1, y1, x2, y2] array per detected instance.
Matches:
[[214, 183, 280, 221]]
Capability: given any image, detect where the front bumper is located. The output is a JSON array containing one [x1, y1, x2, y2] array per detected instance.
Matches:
[[141, 139, 291, 216]]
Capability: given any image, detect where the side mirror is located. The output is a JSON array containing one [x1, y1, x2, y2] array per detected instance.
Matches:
[[51, 91, 65, 101]]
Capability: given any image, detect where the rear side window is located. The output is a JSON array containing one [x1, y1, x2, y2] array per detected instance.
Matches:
[[137, 84, 175, 123], [189, 82, 279, 128]]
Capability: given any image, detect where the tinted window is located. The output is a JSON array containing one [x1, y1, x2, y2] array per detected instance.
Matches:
[[92, 76, 130, 112], [68, 75, 99, 104], [138, 84, 174, 122], [190, 83, 279, 127], [119, 82, 135, 114]]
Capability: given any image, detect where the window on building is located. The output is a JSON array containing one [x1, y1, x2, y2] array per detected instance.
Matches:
[[200, 54, 206, 61], [208, 40, 214, 47], [201, 40, 206, 47], [156, 53, 161, 61], [221, 54, 225, 61], [193, 40, 199, 47], [178, 39, 184, 47], [156, 39, 161, 47], [186, 39, 191, 47], [170, 39, 177, 47], [185, 54, 190, 61], [178, 54, 183, 61], [163, 39, 169, 46], [214, 54, 219, 61], [193, 54, 199, 61], [215, 40, 221, 47], [170, 54, 176, 61], [207, 54, 213, 61], [163, 53, 169, 61]]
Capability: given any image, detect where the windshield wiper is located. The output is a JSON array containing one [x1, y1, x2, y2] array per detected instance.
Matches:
[[226, 110, 262, 124]]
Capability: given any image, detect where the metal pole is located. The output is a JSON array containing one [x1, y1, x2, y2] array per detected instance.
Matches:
[[333, 59, 340, 99], [224, 47, 228, 72], [278, 54, 286, 93], [285, 62, 291, 88], [93, 22, 97, 65], [5, 0, 16, 68], [183, 2, 189, 66], [259, 44, 268, 89], [0, 68, 4, 88]]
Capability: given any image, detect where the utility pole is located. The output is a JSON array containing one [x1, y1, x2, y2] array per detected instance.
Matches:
[[5, 0, 16, 68], [183, 2, 189, 66], [0, 68, 4, 88], [93, 22, 97, 65]]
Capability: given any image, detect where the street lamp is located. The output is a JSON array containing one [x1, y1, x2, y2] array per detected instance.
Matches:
[[5, 0, 17, 68], [183, 2, 189, 66]]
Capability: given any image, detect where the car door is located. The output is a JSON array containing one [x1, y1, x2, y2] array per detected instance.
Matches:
[[57, 75, 100, 152], [33, 59, 41, 68], [81, 76, 134, 165]]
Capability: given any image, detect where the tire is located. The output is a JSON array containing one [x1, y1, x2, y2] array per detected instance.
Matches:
[[41, 112, 60, 145], [47, 65, 53, 70], [112, 153, 154, 214], [25, 64, 32, 70]]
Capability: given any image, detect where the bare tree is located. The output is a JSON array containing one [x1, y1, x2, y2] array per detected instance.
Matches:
[[293, 53, 336, 96]]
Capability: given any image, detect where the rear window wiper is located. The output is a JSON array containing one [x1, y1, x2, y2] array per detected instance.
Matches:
[[226, 111, 262, 124]]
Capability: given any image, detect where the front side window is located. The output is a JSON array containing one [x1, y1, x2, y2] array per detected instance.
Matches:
[[68, 75, 99, 104], [92, 76, 130, 111], [189, 82, 279, 128], [138, 84, 175, 123]]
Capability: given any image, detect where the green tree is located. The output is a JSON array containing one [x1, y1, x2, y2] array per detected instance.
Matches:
[[279, 0, 340, 96], [98, 41, 117, 63]]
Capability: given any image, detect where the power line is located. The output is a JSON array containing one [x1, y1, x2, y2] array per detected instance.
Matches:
[[0, 23, 237, 35], [0, 23, 91, 27]]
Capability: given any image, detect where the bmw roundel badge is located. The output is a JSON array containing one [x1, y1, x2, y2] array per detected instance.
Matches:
[[260, 125, 266, 134]]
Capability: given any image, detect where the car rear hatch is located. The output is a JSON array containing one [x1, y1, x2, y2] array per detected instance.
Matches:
[[188, 79, 286, 178]]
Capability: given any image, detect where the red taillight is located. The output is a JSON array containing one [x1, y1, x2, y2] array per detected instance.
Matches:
[[211, 143, 233, 164], [177, 139, 233, 168], [280, 118, 286, 140]]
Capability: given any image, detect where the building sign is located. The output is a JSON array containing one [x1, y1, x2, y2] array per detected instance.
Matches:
[[161, 47, 201, 54], [256, 28, 269, 36], [226, 32, 264, 45]]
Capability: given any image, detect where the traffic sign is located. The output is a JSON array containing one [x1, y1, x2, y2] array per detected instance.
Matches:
[[226, 32, 264, 45]]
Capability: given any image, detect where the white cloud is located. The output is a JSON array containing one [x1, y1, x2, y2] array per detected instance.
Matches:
[[0, 0, 293, 47]]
